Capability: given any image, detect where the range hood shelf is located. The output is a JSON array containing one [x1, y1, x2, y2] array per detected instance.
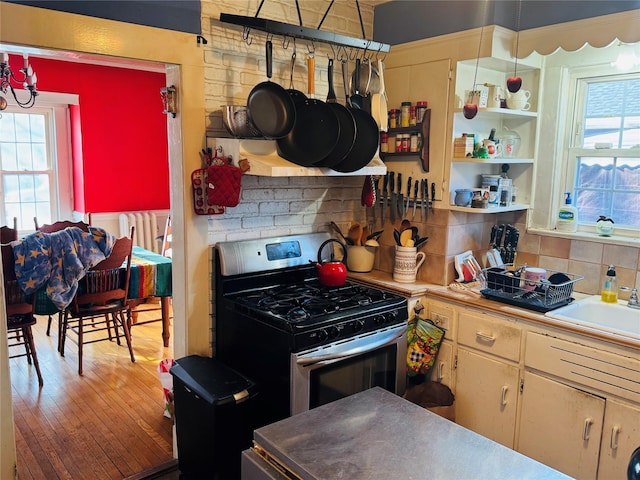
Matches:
[[209, 138, 386, 177], [219, 13, 390, 54]]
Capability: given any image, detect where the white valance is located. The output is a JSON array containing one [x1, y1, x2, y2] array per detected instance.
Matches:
[[515, 9, 640, 58]]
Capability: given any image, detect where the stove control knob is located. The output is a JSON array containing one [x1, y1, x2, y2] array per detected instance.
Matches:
[[326, 326, 339, 340], [316, 329, 329, 343], [373, 314, 386, 326], [352, 319, 365, 332]]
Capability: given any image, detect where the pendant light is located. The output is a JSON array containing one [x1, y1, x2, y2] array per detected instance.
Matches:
[[462, 1, 488, 120], [506, 0, 523, 93]]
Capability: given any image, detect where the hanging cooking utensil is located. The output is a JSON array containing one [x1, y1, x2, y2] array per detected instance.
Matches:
[[332, 59, 379, 173], [276, 50, 340, 166], [370, 58, 388, 131], [247, 40, 296, 139], [349, 58, 366, 110], [315, 58, 357, 168]]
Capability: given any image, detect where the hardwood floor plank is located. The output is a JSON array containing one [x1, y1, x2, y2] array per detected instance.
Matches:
[[11, 309, 175, 480]]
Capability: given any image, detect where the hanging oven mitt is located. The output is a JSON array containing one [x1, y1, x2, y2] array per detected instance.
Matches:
[[206, 163, 242, 207], [406, 315, 445, 377]]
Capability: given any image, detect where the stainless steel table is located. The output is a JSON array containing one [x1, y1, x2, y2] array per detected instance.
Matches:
[[244, 387, 573, 480]]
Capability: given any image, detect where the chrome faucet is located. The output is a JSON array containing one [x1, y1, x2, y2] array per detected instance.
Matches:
[[620, 287, 640, 309]]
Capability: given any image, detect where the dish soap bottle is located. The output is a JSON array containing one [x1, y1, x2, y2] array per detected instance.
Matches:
[[601, 265, 618, 303], [557, 192, 578, 232]]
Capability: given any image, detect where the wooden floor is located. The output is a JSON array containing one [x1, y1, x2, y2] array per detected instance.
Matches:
[[10, 306, 176, 480]]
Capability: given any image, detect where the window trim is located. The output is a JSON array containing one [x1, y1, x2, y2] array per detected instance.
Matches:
[[561, 68, 640, 235], [1, 91, 78, 231]]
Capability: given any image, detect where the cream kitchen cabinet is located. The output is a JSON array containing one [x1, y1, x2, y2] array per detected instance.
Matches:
[[425, 299, 457, 389], [454, 309, 522, 448], [517, 371, 604, 480], [598, 398, 640, 480]]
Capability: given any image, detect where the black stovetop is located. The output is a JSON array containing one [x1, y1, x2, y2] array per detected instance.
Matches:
[[225, 278, 406, 333]]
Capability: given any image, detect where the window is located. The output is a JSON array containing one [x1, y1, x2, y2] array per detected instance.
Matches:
[[0, 93, 76, 232], [565, 73, 640, 230]]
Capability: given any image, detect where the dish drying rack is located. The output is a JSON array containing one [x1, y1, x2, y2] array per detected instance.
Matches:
[[480, 266, 584, 313]]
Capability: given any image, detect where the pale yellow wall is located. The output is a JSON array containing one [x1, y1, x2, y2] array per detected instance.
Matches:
[[0, 4, 207, 474]]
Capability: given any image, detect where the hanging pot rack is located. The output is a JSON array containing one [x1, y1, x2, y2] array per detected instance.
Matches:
[[219, 0, 390, 54]]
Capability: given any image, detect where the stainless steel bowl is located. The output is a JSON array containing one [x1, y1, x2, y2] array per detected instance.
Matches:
[[221, 105, 263, 138]]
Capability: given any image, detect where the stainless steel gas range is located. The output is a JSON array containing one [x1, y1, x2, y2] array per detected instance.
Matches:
[[213, 232, 408, 429]]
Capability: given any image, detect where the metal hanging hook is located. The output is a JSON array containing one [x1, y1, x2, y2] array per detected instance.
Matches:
[[242, 26, 253, 46]]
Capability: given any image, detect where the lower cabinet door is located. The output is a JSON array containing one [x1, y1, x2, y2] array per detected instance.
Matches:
[[598, 398, 640, 480], [455, 347, 519, 448], [517, 371, 604, 480], [429, 339, 453, 389]]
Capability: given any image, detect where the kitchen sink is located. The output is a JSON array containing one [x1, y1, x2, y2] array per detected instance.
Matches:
[[545, 295, 640, 339]]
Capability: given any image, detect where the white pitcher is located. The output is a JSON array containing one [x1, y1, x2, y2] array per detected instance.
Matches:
[[506, 89, 531, 111]]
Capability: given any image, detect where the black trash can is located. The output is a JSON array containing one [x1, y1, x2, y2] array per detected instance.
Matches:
[[170, 355, 258, 480]]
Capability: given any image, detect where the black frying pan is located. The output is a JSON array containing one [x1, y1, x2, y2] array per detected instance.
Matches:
[[332, 60, 379, 173], [276, 52, 340, 166], [315, 59, 356, 168], [247, 40, 296, 139]]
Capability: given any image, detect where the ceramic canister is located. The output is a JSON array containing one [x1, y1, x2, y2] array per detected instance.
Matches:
[[393, 245, 426, 283]]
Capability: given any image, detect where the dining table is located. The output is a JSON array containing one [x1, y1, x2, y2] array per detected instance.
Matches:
[[34, 245, 173, 347]]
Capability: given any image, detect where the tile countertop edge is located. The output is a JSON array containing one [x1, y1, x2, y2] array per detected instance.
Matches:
[[348, 270, 640, 350]]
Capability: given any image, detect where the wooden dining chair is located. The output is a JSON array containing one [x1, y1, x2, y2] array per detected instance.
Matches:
[[34, 217, 91, 340], [34, 217, 91, 233], [2, 243, 44, 386], [60, 229, 136, 375], [0, 217, 18, 243]]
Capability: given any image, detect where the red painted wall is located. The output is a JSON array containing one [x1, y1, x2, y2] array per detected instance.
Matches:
[[9, 55, 170, 213]]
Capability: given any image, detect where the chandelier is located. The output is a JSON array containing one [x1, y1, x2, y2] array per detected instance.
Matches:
[[0, 52, 38, 110]]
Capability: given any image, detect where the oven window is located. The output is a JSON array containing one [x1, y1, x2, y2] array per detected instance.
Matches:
[[309, 344, 397, 409]]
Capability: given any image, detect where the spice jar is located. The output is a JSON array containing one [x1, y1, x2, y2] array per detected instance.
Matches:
[[400, 101, 411, 127], [380, 133, 389, 153], [389, 109, 399, 129], [401, 134, 410, 152], [416, 101, 428, 123], [410, 132, 419, 152], [409, 106, 417, 126], [395, 135, 402, 153]]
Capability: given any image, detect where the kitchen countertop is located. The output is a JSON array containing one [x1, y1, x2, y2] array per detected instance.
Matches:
[[349, 270, 639, 349], [251, 387, 572, 480]]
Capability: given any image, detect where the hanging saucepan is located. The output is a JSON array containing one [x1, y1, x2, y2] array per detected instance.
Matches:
[[332, 59, 379, 173], [315, 58, 357, 168], [247, 40, 296, 139], [276, 51, 340, 166]]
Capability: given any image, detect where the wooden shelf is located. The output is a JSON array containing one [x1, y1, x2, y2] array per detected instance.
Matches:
[[380, 109, 431, 171], [452, 157, 534, 164], [448, 203, 530, 213], [454, 108, 537, 118]]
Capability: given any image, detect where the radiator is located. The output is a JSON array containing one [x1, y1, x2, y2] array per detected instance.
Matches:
[[118, 211, 160, 253]]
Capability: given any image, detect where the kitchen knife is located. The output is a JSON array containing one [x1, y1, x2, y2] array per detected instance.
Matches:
[[510, 228, 520, 264], [406, 176, 412, 216], [421, 179, 428, 220], [397, 173, 403, 219], [381, 173, 388, 225], [431, 182, 436, 212], [490, 224, 498, 248], [389, 171, 396, 223], [412, 180, 419, 219]]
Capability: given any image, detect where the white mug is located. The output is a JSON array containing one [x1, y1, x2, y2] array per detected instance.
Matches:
[[523, 267, 546, 292], [482, 139, 503, 158], [393, 246, 426, 283]]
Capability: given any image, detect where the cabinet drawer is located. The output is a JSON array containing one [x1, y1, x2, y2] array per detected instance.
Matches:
[[458, 310, 522, 361], [525, 332, 640, 404]]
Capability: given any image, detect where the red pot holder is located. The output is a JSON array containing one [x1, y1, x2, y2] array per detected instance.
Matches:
[[206, 163, 242, 207]]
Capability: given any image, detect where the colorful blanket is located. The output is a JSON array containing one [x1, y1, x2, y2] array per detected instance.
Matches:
[[13, 226, 115, 310]]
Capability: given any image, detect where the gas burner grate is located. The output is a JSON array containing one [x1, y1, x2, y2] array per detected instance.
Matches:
[[230, 281, 391, 324]]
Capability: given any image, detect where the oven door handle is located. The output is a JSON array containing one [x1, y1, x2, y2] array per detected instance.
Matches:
[[295, 328, 404, 366]]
